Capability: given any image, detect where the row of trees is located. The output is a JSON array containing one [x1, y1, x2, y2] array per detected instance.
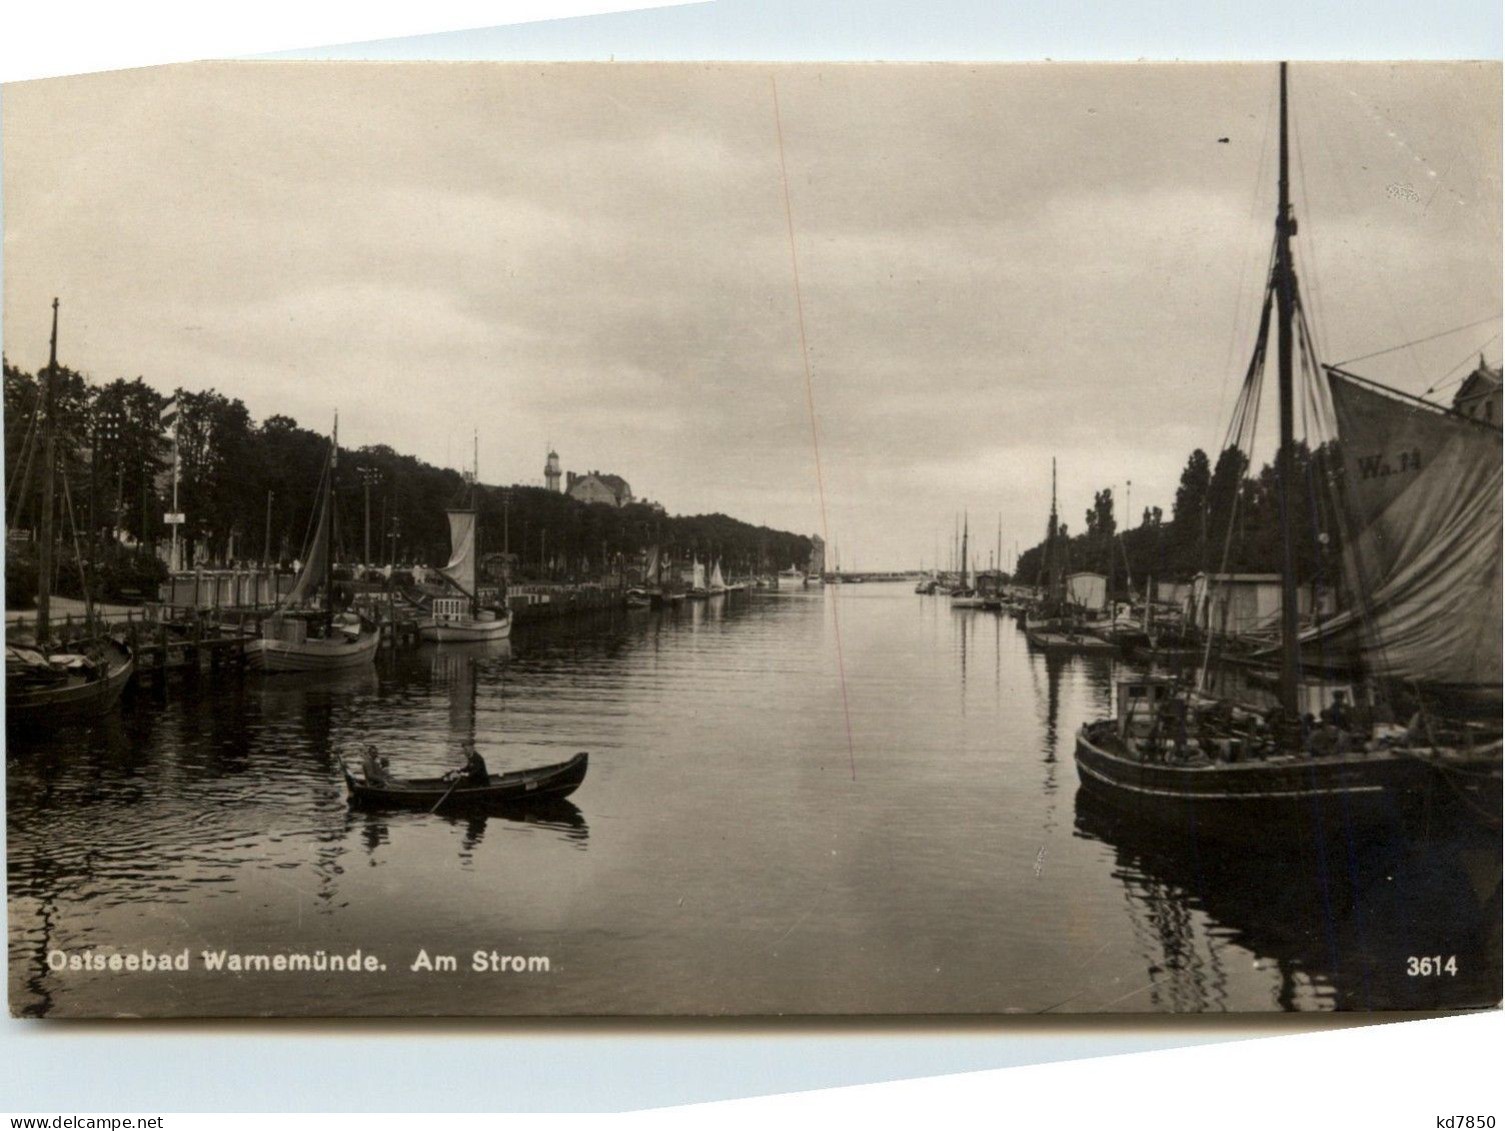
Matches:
[[3, 359, 813, 602], [1013, 442, 1342, 595]]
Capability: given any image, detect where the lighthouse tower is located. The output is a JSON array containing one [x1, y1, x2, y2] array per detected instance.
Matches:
[[544, 447, 562, 492]]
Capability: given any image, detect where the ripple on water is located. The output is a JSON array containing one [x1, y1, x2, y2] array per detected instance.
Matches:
[[9, 586, 1499, 1016]]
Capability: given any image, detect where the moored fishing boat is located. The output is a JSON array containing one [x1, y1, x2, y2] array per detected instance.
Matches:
[[5, 300, 137, 726], [246, 418, 381, 672], [950, 515, 986, 608], [7, 636, 135, 726], [1022, 462, 1110, 650], [248, 611, 381, 673], [417, 437, 512, 643], [1074, 64, 1501, 829], [1075, 676, 1495, 830]]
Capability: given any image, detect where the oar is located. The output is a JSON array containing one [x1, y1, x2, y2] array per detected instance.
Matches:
[[429, 773, 465, 814]]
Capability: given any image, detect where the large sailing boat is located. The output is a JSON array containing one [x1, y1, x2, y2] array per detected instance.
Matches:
[[950, 513, 986, 607], [417, 440, 513, 643], [6, 300, 135, 725], [246, 418, 381, 672], [1074, 64, 1501, 829], [1023, 461, 1072, 639]]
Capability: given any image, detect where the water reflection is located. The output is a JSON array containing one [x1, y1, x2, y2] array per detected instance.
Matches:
[[9, 583, 1496, 1017], [1073, 787, 1502, 1010], [343, 801, 590, 870]]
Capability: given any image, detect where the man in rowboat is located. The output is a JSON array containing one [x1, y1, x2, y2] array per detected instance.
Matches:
[[448, 740, 490, 787], [359, 745, 390, 786]]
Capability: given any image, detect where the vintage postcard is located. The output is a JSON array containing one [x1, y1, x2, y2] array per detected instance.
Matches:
[[3, 60, 1500, 1018]]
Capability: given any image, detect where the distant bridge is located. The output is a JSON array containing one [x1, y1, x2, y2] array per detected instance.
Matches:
[[814, 571, 923, 583]]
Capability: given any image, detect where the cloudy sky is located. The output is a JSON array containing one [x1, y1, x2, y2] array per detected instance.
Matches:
[[3, 62, 1499, 569]]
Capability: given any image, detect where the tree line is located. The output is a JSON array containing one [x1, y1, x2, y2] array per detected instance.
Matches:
[[1012, 441, 1344, 596], [4, 359, 813, 604]]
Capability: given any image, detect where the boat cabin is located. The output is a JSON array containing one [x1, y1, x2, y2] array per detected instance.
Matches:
[[1116, 678, 1179, 737], [430, 597, 471, 624], [1065, 572, 1108, 612]]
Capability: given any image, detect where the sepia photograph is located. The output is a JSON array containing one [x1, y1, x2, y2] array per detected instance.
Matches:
[[3, 58, 1500, 1019]]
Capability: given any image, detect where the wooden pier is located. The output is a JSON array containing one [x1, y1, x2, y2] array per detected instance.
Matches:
[[5, 581, 632, 707]]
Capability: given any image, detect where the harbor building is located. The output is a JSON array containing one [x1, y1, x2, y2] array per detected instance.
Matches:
[[567, 470, 633, 507], [544, 448, 563, 492], [1452, 357, 1502, 424], [1189, 572, 1334, 639]]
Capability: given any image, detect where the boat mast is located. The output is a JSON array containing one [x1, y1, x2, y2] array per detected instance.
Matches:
[[1275, 61, 1301, 715], [36, 298, 59, 643], [325, 412, 338, 636], [472, 429, 480, 617], [1046, 458, 1059, 603], [961, 512, 969, 590]]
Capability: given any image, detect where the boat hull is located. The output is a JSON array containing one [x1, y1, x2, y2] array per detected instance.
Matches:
[[1073, 724, 1439, 831], [246, 625, 381, 673], [416, 611, 513, 642], [1027, 630, 1117, 654], [344, 752, 588, 809], [6, 640, 135, 727]]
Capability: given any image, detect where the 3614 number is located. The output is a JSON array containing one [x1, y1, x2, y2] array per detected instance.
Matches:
[[1407, 955, 1458, 977]]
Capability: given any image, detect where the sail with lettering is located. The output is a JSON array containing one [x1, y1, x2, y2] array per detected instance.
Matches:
[[1304, 368, 1502, 695], [440, 508, 477, 597]]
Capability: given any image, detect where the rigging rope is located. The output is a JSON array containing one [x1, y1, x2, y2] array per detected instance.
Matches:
[[1420, 331, 1503, 400], [59, 466, 96, 634], [5, 389, 44, 532], [1331, 314, 1502, 369], [1197, 279, 1273, 691]]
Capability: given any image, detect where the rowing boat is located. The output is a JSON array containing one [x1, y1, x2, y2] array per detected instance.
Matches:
[[341, 751, 588, 809]]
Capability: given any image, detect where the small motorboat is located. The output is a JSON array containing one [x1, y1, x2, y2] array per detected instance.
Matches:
[[341, 751, 589, 809]]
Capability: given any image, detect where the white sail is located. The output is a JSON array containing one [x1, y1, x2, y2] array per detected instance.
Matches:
[[709, 560, 726, 591], [440, 509, 477, 596]]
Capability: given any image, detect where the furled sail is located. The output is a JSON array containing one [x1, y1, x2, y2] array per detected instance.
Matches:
[[1307, 370, 1502, 691], [440, 509, 477, 597], [280, 459, 331, 609]]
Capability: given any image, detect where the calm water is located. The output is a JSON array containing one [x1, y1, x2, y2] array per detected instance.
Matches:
[[7, 584, 1500, 1016]]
